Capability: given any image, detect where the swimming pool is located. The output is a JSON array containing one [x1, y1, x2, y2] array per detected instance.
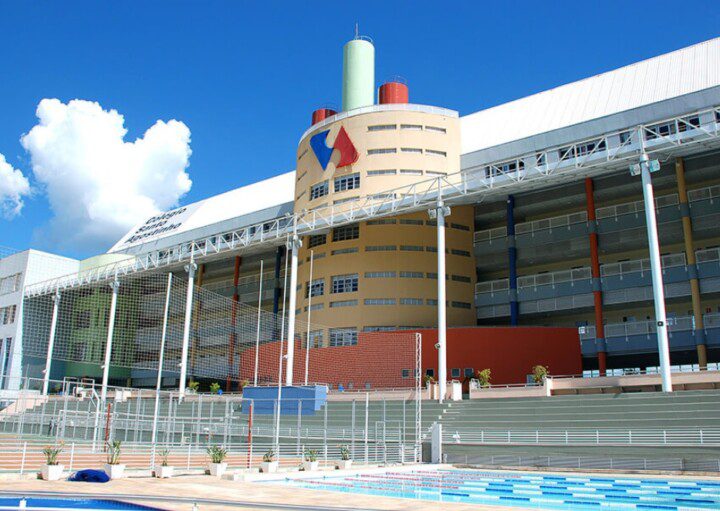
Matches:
[[0, 498, 162, 510], [275, 468, 720, 510]]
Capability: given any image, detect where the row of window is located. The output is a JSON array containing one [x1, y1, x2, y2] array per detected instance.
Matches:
[[367, 148, 447, 157], [302, 296, 472, 309], [307, 167, 450, 200], [0, 305, 17, 325], [0, 274, 22, 295], [367, 169, 447, 177], [306, 223, 472, 249], [306, 271, 472, 298], [367, 124, 447, 133]]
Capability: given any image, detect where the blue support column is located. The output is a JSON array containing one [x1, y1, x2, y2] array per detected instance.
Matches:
[[507, 195, 519, 325]]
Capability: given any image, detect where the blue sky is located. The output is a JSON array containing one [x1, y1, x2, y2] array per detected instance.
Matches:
[[1, 1, 718, 259]]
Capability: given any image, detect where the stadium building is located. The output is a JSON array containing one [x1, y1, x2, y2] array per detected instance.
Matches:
[[8, 35, 720, 394]]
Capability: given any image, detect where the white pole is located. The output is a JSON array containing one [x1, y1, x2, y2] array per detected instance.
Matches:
[[638, 149, 672, 392], [434, 197, 449, 403], [253, 260, 265, 386], [179, 262, 197, 398], [42, 291, 61, 396], [275, 239, 290, 450], [151, 273, 173, 463], [304, 250, 314, 386], [101, 280, 120, 403], [285, 233, 301, 386]]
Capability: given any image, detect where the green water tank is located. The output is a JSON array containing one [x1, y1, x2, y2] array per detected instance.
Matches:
[[342, 37, 375, 111]]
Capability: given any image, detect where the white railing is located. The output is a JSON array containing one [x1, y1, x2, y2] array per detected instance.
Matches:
[[596, 193, 679, 219], [688, 183, 720, 202], [25, 104, 720, 297], [444, 428, 720, 447], [578, 312, 720, 341], [600, 252, 686, 277], [515, 211, 587, 235]]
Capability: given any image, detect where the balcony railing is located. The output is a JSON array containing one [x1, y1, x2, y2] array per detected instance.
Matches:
[[474, 183, 718, 244], [578, 312, 720, 341]]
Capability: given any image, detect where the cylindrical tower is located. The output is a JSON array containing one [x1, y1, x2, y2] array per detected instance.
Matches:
[[379, 81, 409, 104], [311, 108, 337, 126], [342, 37, 375, 111]]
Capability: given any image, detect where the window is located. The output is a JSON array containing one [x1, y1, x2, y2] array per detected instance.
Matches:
[[296, 170, 307, 182], [364, 326, 396, 332], [364, 271, 396, 278], [305, 303, 324, 312], [331, 299, 358, 308], [485, 159, 524, 178], [306, 278, 324, 298], [368, 124, 396, 131], [306, 330, 324, 348], [310, 180, 329, 200], [451, 249, 471, 257], [400, 271, 423, 278], [559, 138, 606, 160], [334, 173, 360, 192], [0, 305, 15, 324], [426, 171, 446, 176], [401, 147, 422, 154], [451, 368, 461, 378], [366, 219, 396, 225], [329, 328, 358, 347], [400, 298, 423, 305], [452, 275, 471, 283], [364, 298, 396, 305], [426, 368, 435, 378], [426, 149, 446, 157], [425, 126, 446, 134], [365, 245, 396, 252], [401, 124, 422, 130], [332, 247, 358, 255], [618, 131, 632, 144], [332, 224, 359, 242], [451, 223, 469, 231], [426, 299, 438, 305], [400, 169, 423, 175], [400, 219, 423, 225], [367, 148, 396, 155], [367, 169, 396, 176], [308, 234, 326, 248], [402, 369, 411, 378], [332, 274, 358, 294], [464, 368, 474, 378], [400, 245, 423, 251], [452, 301, 472, 309], [0, 273, 21, 295]]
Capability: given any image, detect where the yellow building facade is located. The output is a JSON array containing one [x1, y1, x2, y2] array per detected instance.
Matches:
[[293, 106, 477, 346]]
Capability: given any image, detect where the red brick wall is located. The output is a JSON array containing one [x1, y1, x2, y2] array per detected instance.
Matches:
[[239, 327, 581, 389]]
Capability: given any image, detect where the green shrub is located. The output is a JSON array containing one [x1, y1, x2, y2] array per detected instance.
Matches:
[[476, 368, 491, 388], [339, 445, 351, 461], [206, 445, 227, 464], [106, 440, 122, 465], [304, 449, 318, 462], [532, 365, 548, 384], [209, 382, 221, 394], [262, 449, 275, 463], [42, 443, 64, 465]]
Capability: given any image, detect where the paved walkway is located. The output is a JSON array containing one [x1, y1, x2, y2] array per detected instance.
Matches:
[[2, 475, 519, 511]]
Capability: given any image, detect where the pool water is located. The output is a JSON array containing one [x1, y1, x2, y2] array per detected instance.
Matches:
[[0, 498, 162, 510], [276, 469, 720, 510]]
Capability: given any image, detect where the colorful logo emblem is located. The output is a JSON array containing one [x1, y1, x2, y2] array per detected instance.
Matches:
[[310, 126, 358, 170]]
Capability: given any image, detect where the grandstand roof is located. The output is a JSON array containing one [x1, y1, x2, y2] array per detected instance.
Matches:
[[460, 37, 720, 155]]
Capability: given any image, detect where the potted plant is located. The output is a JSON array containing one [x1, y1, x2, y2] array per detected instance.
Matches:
[[104, 440, 125, 479], [41, 442, 64, 481], [187, 380, 200, 394], [155, 448, 173, 478], [209, 382, 221, 395], [239, 379, 250, 392], [302, 448, 319, 471], [335, 445, 352, 470], [477, 368, 491, 388], [532, 365, 548, 385], [206, 445, 228, 477], [260, 448, 278, 473]]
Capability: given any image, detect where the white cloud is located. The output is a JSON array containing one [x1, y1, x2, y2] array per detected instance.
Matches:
[[0, 153, 31, 219], [21, 98, 192, 252]]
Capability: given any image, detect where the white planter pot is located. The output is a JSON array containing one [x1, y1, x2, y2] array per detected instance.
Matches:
[[335, 460, 352, 470], [208, 462, 227, 477], [41, 464, 64, 481], [155, 465, 174, 478], [259, 461, 278, 473], [302, 461, 319, 471], [104, 463, 125, 479]]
